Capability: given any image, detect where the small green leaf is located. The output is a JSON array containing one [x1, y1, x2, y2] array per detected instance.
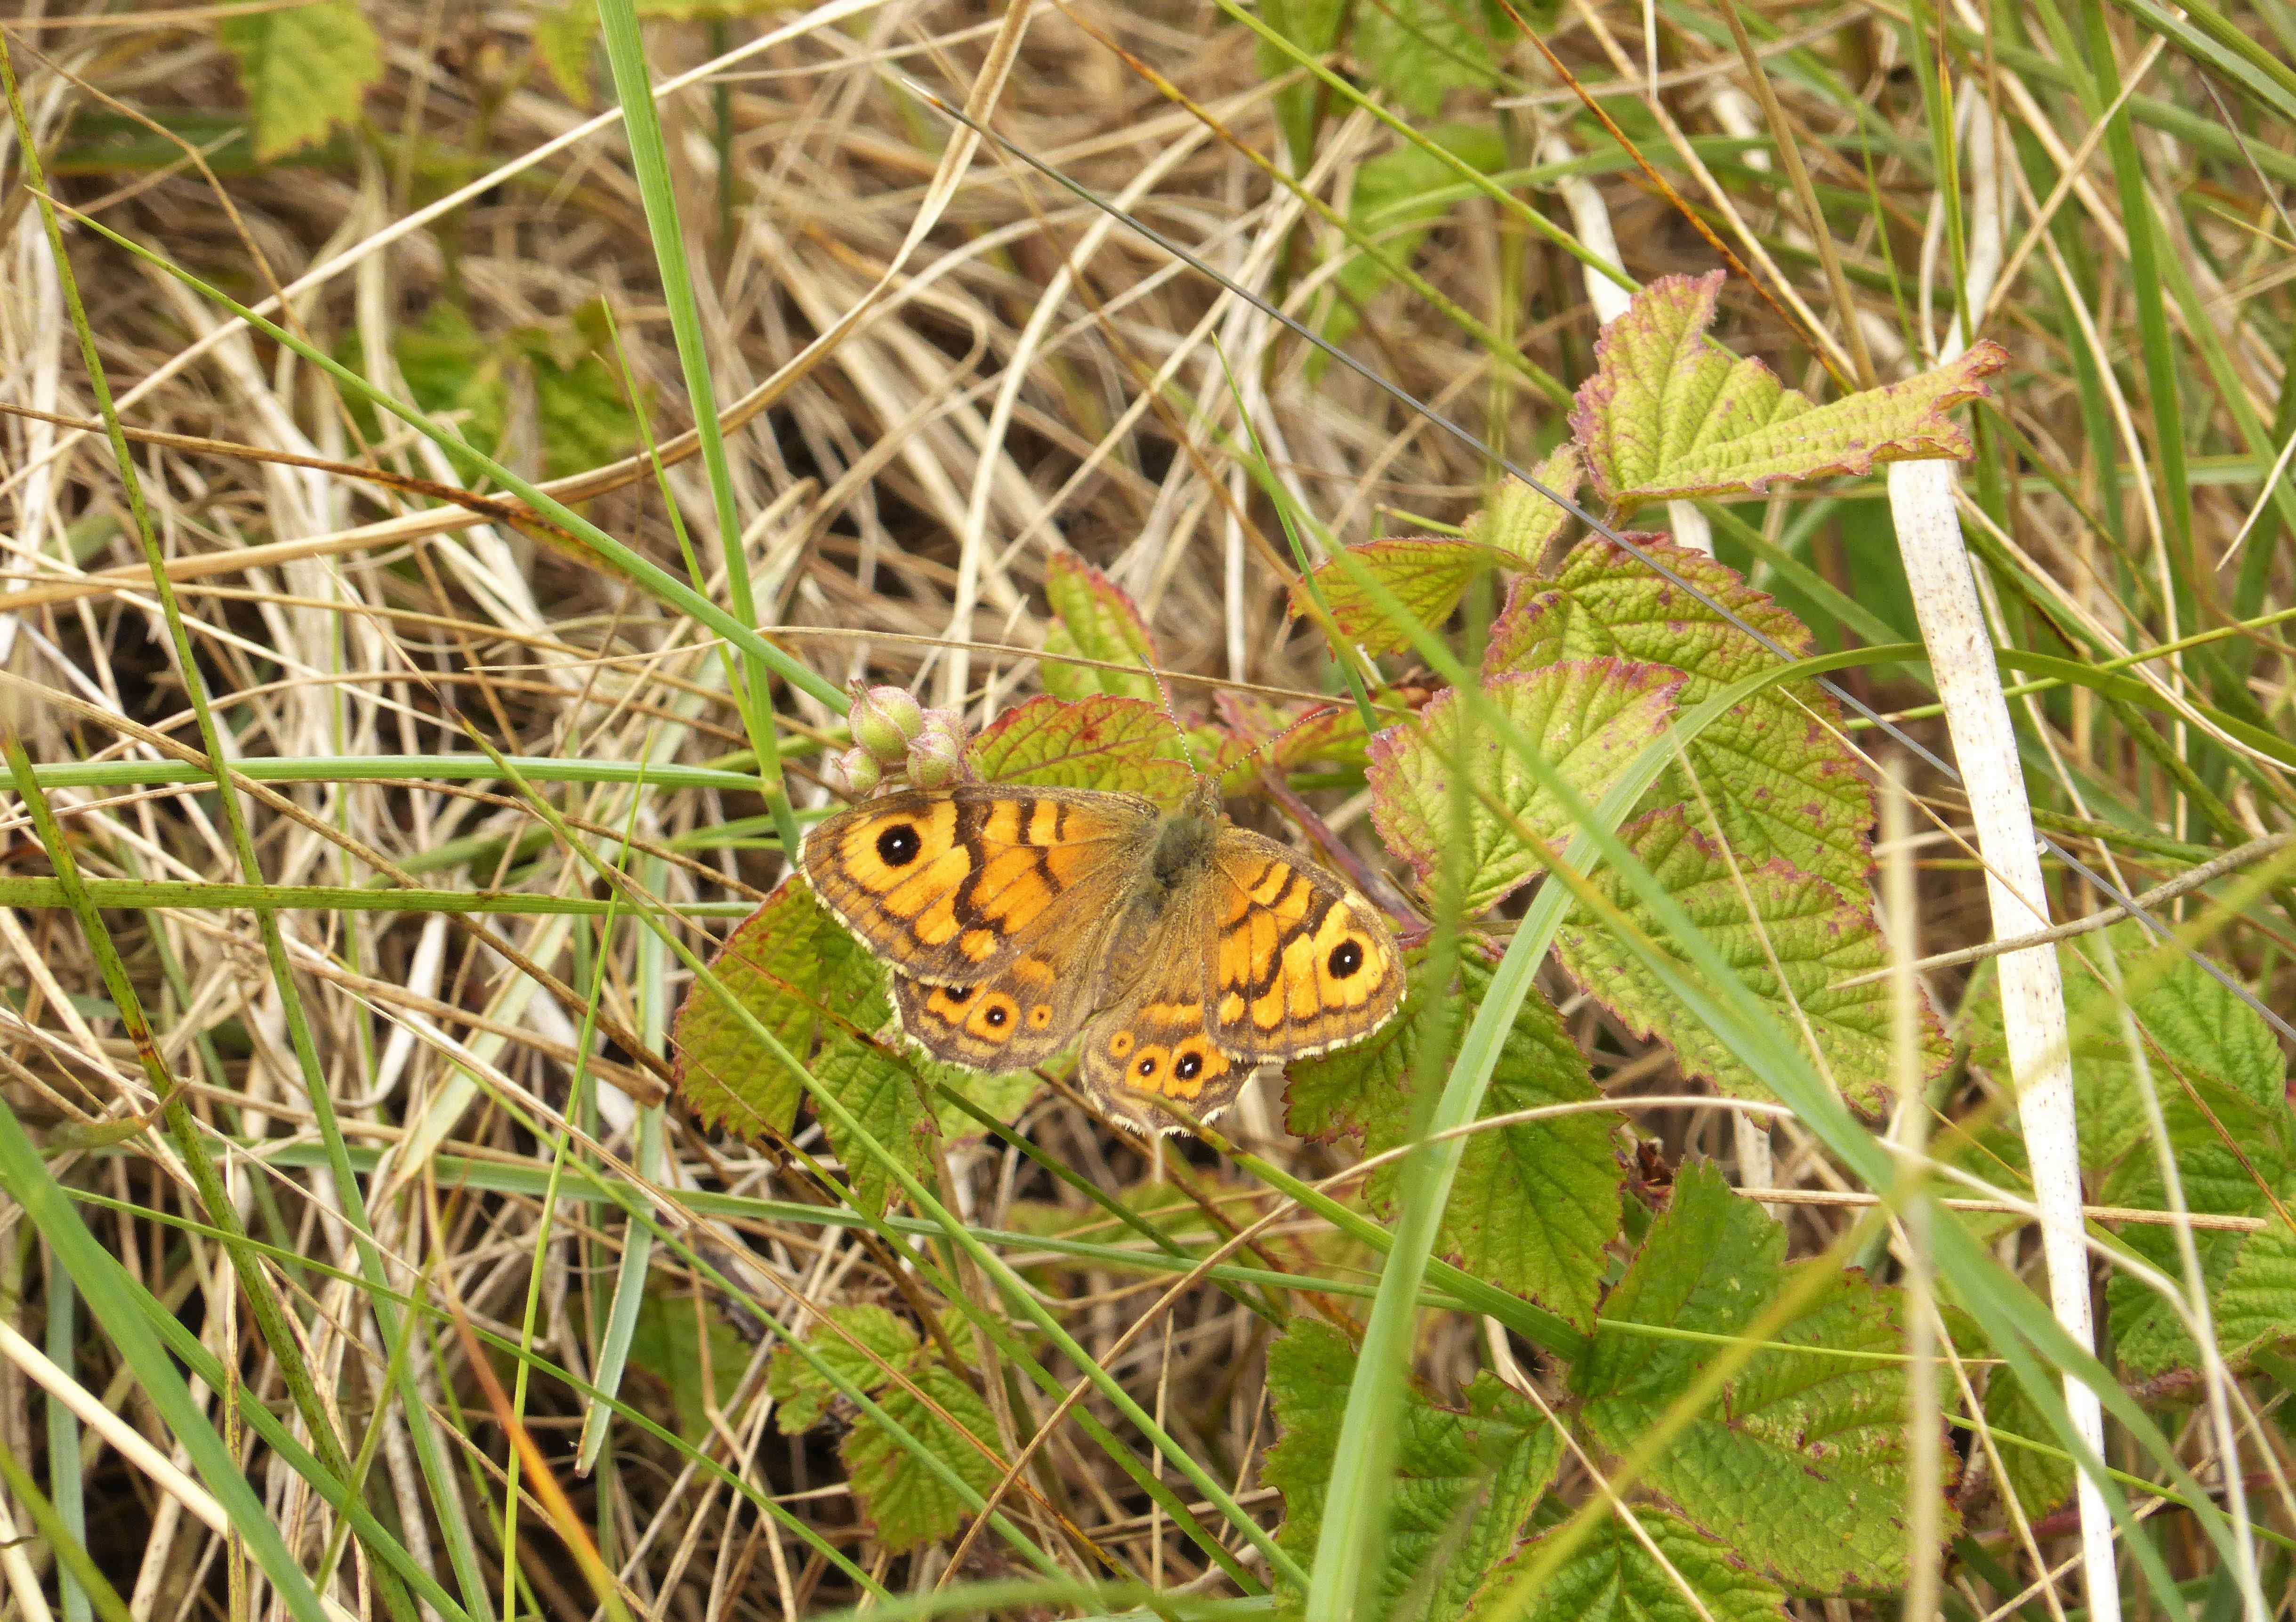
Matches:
[[1553, 806, 1948, 1119], [1353, 0, 1512, 116], [1983, 1370, 2075, 1524], [767, 1307, 1005, 1555], [1467, 1508, 1790, 1622], [630, 1294, 757, 1441], [2036, 929, 2296, 1377], [842, 1364, 1006, 1555], [1267, 1321, 1560, 1622], [1487, 533, 1872, 892], [672, 880, 889, 1143], [1577, 1161, 1958, 1591], [1293, 538, 1517, 655], [1041, 553, 1161, 702], [1571, 271, 2007, 513], [1461, 445, 1582, 565], [1367, 659, 1684, 915], [2212, 1205, 2296, 1369], [1288, 951, 1619, 1328], [395, 305, 510, 486], [766, 1305, 918, 1433], [1969, 920, 2290, 1179], [966, 694, 1196, 803], [510, 315, 641, 481], [812, 1040, 936, 1219], [218, 0, 380, 161]]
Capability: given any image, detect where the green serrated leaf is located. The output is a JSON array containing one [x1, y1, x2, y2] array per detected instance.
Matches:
[[766, 1307, 1004, 1555], [1289, 952, 1619, 1328], [1983, 1369, 2074, 1524], [1969, 920, 2290, 1180], [1486, 533, 1872, 893], [511, 320, 641, 480], [1553, 806, 1948, 1119], [395, 304, 510, 486], [1576, 1162, 1957, 1591], [1571, 271, 2006, 513], [1294, 539, 1517, 655], [630, 1293, 757, 1441], [1354, 0, 1509, 115], [966, 694, 1196, 804], [218, 0, 380, 162], [813, 1041, 937, 1219], [1462, 445, 1582, 565], [1466, 1508, 1790, 1622], [766, 1305, 920, 1433], [1040, 553, 1161, 702], [842, 1363, 1006, 1555], [670, 879, 889, 1140], [1267, 1321, 1560, 1622], [2211, 1205, 2296, 1369], [1367, 658, 1684, 915]]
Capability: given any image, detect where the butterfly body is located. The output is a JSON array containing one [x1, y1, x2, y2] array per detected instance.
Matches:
[[801, 782, 1404, 1131]]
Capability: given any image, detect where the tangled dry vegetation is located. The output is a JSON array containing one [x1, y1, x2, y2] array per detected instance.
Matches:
[[0, 0, 2292, 1613]]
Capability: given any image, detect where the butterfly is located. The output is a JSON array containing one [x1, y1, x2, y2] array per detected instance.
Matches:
[[799, 781, 1405, 1133]]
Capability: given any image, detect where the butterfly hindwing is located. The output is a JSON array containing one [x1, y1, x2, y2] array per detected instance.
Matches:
[[1207, 827, 1403, 1062]]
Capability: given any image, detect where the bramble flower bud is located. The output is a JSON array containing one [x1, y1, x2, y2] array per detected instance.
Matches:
[[905, 710, 967, 789], [847, 683, 925, 764], [828, 746, 881, 797]]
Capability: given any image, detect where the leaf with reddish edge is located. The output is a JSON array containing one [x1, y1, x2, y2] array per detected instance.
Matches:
[[1041, 552, 1161, 702], [1551, 806, 1949, 1120], [1463, 443, 1583, 564], [965, 694, 1196, 804], [1367, 658, 1683, 916], [1290, 537, 1517, 655], [672, 880, 889, 1143], [1486, 533, 1873, 893], [1571, 271, 2006, 513]]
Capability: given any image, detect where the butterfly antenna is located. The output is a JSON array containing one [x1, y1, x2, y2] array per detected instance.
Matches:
[[1147, 659, 1203, 778]]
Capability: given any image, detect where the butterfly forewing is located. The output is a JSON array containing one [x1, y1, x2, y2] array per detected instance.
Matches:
[[800, 785, 1154, 988]]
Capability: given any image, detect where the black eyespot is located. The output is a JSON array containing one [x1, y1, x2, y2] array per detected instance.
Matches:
[[876, 823, 921, 866], [1136, 1056, 1157, 1077], [1328, 940, 1364, 979], [1175, 1052, 1202, 1081], [984, 1005, 1008, 1027]]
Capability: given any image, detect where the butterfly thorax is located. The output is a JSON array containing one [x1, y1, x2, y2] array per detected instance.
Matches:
[[1144, 809, 1221, 908]]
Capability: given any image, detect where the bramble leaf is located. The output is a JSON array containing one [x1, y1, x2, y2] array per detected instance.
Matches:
[[1467, 1508, 1790, 1622], [1487, 533, 1872, 893], [1354, 0, 1513, 115], [1553, 807, 1948, 1119], [765, 1305, 917, 1433], [1969, 920, 2290, 1180], [767, 1307, 1006, 1555], [2022, 928, 2296, 1376], [1577, 1161, 1957, 1590], [966, 694, 1195, 803], [1289, 952, 1619, 1328], [670, 882, 938, 1213], [1462, 445, 1582, 565], [672, 880, 888, 1142], [1041, 553, 1161, 702], [1368, 659, 1683, 914], [1294, 538, 1517, 655], [1267, 1321, 1560, 1622], [1983, 1370, 2075, 1524], [218, 0, 380, 161], [1570, 271, 2007, 513]]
